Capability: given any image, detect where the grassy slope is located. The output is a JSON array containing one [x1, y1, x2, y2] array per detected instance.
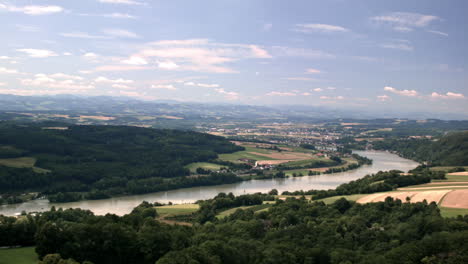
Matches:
[[0, 247, 37, 264], [155, 204, 199, 217], [184, 162, 223, 173], [216, 203, 273, 219], [218, 151, 274, 162], [0, 157, 50, 173], [439, 207, 468, 218]]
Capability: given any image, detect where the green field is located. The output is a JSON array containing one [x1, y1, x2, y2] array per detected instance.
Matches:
[[184, 162, 223, 173], [218, 150, 274, 162], [216, 203, 273, 219], [155, 204, 199, 216], [0, 247, 37, 264], [284, 169, 315, 176], [281, 158, 330, 167], [0, 157, 50, 173], [439, 207, 468, 218], [316, 194, 367, 204]]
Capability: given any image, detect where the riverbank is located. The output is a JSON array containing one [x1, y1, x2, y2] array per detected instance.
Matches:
[[0, 151, 419, 216]]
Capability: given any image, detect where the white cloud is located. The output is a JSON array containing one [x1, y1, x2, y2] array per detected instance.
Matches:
[[98, 0, 144, 5], [384, 86, 418, 97], [80, 13, 137, 19], [94, 65, 149, 72], [49, 73, 84, 80], [0, 82, 6, 86], [306, 68, 321, 74], [393, 26, 413, 32], [151, 84, 177, 90], [84, 52, 99, 58], [95, 76, 134, 84], [105, 13, 136, 19], [214, 88, 239, 100], [17, 49, 58, 58], [102, 29, 140, 38], [122, 56, 148, 65], [273, 46, 335, 59], [134, 39, 271, 73], [158, 61, 179, 70], [294, 24, 349, 33], [112, 84, 134, 90], [320, 96, 344, 100], [21, 74, 94, 91], [63, 52, 73, 56], [426, 30, 448, 37], [0, 56, 10, 60], [0, 67, 20, 74], [266, 91, 296, 96], [431, 92, 465, 99], [313, 88, 323, 92], [184, 82, 219, 88], [377, 95, 391, 102], [0, 4, 63, 15], [371, 12, 440, 32], [380, 43, 413, 51]]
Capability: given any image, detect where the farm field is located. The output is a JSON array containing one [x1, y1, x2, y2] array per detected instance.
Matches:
[[184, 162, 223, 173], [0, 157, 50, 173], [219, 141, 332, 167], [317, 194, 368, 204], [0, 247, 37, 264], [155, 204, 199, 217], [216, 202, 273, 219], [353, 170, 468, 216], [439, 207, 468, 218]]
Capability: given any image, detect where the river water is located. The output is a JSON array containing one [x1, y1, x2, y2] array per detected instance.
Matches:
[[0, 151, 418, 216]]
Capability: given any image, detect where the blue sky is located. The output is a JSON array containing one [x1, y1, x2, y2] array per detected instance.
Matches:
[[0, 0, 467, 114]]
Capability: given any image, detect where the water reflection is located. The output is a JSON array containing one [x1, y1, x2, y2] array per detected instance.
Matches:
[[0, 151, 418, 216]]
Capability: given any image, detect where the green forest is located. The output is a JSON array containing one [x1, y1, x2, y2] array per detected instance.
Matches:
[[1, 195, 467, 264], [0, 123, 243, 203], [372, 132, 468, 166]]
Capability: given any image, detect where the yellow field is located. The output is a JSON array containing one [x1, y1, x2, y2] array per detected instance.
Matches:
[[356, 170, 468, 211]]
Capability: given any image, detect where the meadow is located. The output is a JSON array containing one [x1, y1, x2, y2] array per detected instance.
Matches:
[[0, 247, 37, 264]]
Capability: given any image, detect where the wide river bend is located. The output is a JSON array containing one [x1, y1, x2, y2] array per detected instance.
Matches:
[[0, 150, 418, 216]]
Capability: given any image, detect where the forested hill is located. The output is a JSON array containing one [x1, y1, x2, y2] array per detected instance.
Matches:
[[0, 123, 243, 202], [373, 131, 468, 166]]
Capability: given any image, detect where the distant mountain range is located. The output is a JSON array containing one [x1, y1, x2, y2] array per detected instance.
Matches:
[[0, 94, 466, 120]]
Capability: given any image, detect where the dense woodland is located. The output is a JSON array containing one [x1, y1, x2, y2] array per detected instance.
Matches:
[[1, 194, 467, 264], [0, 122, 243, 203], [372, 131, 468, 166]]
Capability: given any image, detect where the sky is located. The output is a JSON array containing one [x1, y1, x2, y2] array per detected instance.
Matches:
[[0, 0, 467, 114]]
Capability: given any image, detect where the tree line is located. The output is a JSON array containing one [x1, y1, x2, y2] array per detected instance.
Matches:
[[1, 193, 467, 263]]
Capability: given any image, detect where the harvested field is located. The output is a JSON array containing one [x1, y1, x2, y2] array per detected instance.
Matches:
[[357, 190, 452, 204], [399, 185, 468, 190], [257, 159, 296, 165], [249, 151, 311, 160], [440, 189, 468, 209], [448, 171, 468, 176]]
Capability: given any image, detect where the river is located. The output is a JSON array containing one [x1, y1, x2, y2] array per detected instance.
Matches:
[[0, 150, 418, 216]]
